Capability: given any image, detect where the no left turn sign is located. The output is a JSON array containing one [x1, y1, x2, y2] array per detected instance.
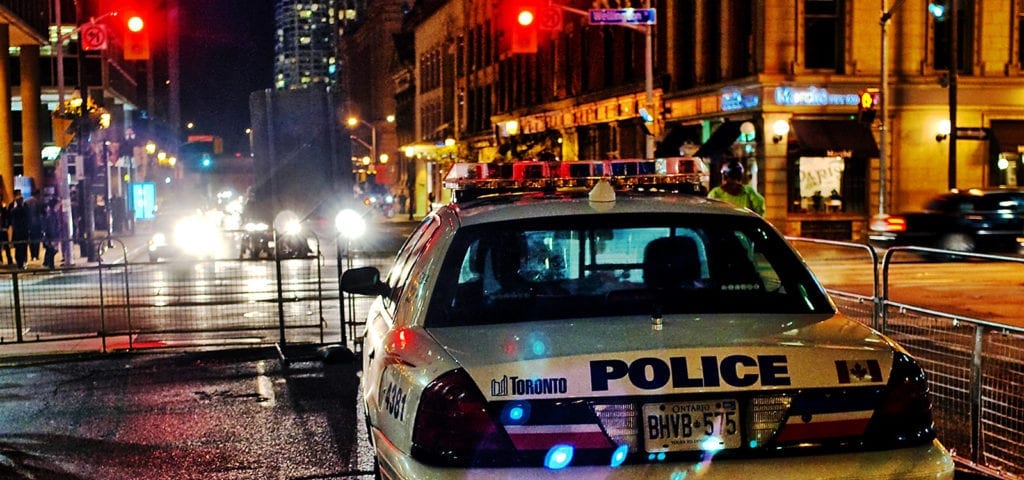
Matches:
[[80, 23, 108, 51]]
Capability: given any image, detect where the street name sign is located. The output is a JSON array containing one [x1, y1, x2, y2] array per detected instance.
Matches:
[[589, 8, 657, 25], [955, 127, 989, 140]]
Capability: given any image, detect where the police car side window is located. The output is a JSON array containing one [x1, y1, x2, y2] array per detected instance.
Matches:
[[387, 219, 440, 305]]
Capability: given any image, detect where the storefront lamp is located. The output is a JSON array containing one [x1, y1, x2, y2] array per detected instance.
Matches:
[[771, 120, 790, 144], [739, 121, 756, 142], [936, 119, 951, 142], [379, 153, 389, 164], [445, 137, 456, 147], [404, 146, 415, 158]]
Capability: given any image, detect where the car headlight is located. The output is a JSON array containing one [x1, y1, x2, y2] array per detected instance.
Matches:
[[282, 218, 302, 236], [174, 215, 225, 258], [149, 232, 167, 249]]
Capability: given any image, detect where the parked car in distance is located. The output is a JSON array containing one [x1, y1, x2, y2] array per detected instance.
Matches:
[[869, 188, 1024, 255]]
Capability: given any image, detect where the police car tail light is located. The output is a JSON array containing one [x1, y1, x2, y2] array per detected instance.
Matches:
[[411, 369, 514, 465], [864, 352, 935, 446], [592, 403, 640, 450], [749, 394, 793, 447]]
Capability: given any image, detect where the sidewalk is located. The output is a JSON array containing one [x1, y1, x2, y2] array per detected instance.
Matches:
[[0, 228, 147, 272]]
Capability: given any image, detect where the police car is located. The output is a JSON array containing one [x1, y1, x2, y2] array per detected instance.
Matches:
[[341, 159, 953, 480]]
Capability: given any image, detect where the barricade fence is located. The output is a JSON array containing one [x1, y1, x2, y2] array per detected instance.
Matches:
[[0, 235, 395, 354], [790, 237, 1024, 479]]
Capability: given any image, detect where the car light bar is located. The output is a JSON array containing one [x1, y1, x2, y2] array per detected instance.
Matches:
[[443, 157, 709, 200]]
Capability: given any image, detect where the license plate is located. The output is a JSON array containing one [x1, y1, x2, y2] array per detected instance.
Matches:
[[642, 399, 741, 453]]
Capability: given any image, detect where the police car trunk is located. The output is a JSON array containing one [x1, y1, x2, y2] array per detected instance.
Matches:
[[394, 194, 944, 474]]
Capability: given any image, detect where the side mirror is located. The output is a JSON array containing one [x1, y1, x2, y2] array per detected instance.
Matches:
[[340, 266, 389, 296]]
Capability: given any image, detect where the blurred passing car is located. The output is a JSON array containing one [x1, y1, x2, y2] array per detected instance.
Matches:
[[148, 209, 230, 262], [341, 161, 953, 480], [238, 215, 315, 260], [869, 188, 1024, 254]]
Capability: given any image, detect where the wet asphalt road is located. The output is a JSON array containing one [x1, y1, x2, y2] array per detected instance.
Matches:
[[0, 346, 374, 480]]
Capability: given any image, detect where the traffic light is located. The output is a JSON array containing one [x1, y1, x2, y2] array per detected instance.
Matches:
[[858, 88, 879, 124], [505, 2, 539, 54], [928, 0, 948, 20], [123, 14, 150, 60]]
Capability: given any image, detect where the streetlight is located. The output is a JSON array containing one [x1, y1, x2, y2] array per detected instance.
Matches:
[[346, 116, 377, 166], [878, 0, 907, 217]]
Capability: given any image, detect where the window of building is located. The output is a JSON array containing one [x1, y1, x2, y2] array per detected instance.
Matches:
[[726, 0, 755, 79], [1019, 12, 1024, 67], [702, 0, 722, 83], [804, 0, 844, 71], [672, 0, 696, 89], [932, 1, 972, 72], [787, 156, 867, 214]]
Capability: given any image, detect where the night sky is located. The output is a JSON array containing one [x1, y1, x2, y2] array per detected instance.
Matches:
[[178, 0, 275, 154]]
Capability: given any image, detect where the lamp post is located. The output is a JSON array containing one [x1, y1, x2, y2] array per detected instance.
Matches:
[[346, 116, 377, 166], [878, 0, 906, 217], [947, 0, 958, 191]]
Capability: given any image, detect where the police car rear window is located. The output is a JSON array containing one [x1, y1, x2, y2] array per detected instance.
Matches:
[[425, 214, 833, 327]]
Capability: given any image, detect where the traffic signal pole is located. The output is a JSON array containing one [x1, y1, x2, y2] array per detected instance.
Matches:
[[554, 5, 656, 160], [644, 24, 654, 160], [75, 0, 98, 262], [878, 0, 906, 216], [948, 0, 958, 190]]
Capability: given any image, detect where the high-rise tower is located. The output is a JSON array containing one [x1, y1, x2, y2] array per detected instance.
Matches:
[[273, 0, 338, 90]]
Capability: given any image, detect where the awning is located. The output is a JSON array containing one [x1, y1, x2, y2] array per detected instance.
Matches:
[[989, 121, 1024, 154], [789, 120, 879, 158], [655, 123, 702, 157], [695, 121, 743, 158]]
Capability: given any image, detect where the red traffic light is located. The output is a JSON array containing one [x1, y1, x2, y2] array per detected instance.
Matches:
[[505, 3, 539, 54], [517, 9, 535, 27], [123, 14, 150, 60], [127, 15, 145, 33]]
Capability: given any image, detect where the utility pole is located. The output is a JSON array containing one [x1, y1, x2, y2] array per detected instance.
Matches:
[[878, 0, 906, 217], [947, 0, 958, 190], [75, 0, 97, 261]]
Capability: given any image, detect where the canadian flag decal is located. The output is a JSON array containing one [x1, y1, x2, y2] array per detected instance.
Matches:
[[834, 359, 884, 384]]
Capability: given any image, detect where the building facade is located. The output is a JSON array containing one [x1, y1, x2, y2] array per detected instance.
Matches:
[[274, 0, 339, 90], [337, 0, 404, 201], [391, 0, 1024, 239]]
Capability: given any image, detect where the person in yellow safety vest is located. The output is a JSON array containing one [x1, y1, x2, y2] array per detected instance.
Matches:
[[708, 159, 765, 215]]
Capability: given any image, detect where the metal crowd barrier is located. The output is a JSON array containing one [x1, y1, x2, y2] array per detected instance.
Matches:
[[790, 237, 1024, 479], [879, 246, 1024, 479]]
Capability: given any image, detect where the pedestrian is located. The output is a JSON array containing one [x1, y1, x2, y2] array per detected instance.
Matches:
[[0, 192, 12, 265], [396, 190, 407, 215], [707, 159, 765, 215], [24, 189, 44, 262], [42, 198, 61, 269], [8, 189, 30, 269]]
